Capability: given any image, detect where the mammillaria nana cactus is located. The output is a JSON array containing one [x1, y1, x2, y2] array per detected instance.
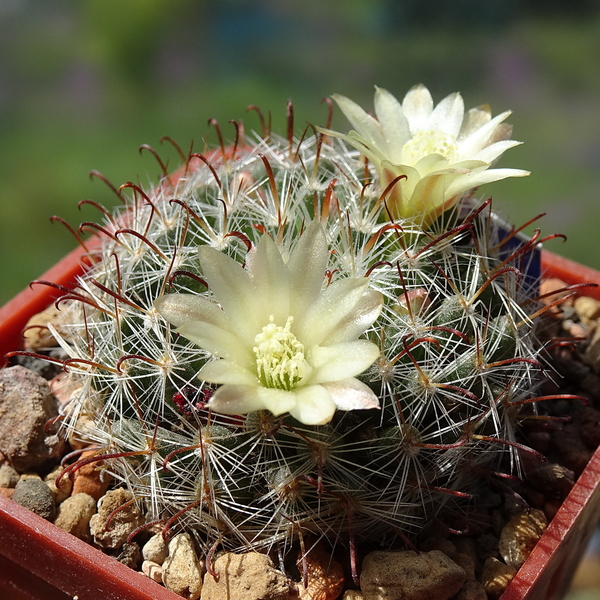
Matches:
[[28, 85, 567, 580]]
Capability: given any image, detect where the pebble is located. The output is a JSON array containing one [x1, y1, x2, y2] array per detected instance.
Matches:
[[162, 533, 204, 600], [481, 557, 517, 600], [142, 559, 163, 583], [343, 591, 364, 599], [142, 532, 169, 565], [23, 305, 61, 350], [539, 278, 572, 316], [0, 465, 20, 488], [498, 509, 547, 569], [201, 551, 289, 600], [452, 581, 487, 600], [115, 542, 142, 569], [0, 366, 65, 471], [53, 492, 96, 540], [584, 325, 600, 374], [71, 449, 112, 500], [579, 406, 600, 449], [574, 295, 600, 324], [44, 465, 73, 503], [0, 487, 15, 499], [452, 553, 475, 582], [359, 550, 465, 600], [295, 542, 345, 600], [526, 463, 575, 500], [89, 488, 144, 549], [12, 478, 56, 520]]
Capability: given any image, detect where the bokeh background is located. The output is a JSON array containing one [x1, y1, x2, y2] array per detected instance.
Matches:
[[1, 1, 600, 597], [2, 0, 600, 307]]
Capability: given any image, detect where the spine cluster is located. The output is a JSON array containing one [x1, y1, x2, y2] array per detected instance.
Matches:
[[50, 112, 544, 559]]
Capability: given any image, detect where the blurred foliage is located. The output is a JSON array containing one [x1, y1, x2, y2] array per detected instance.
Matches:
[[1, 0, 600, 304]]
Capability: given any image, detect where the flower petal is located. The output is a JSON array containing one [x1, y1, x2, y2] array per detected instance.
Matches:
[[308, 340, 381, 384], [445, 167, 530, 198], [374, 87, 410, 162], [471, 139, 522, 165], [288, 385, 337, 425], [322, 378, 380, 411], [402, 84, 434, 133], [208, 384, 267, 415], [297, 277, 370, 347], [176, 321, 254, 368], [459, 110, 512, 156], [430, 92, 464, 137], [199, 359, 258, 386], [254, 387, 298, 416], [248, 234, 290, 324], [459, 105, 491, 140], [154, 293, 231, 331], [198, 245, 258, 343], [331, 93, 387, 150], [287, 221, 329, 322], [322, 290, 383, 345]]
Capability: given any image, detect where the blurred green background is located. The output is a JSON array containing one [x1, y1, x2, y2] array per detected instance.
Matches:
[[1, 3, 600, 597], [1, 0, 600, 309]]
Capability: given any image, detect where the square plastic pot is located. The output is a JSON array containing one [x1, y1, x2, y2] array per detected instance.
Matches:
[[0, 244, 599, 600]]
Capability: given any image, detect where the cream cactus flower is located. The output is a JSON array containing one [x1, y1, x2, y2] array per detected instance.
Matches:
[[322, 85, 529, 226], [154, 222, 383, 425]]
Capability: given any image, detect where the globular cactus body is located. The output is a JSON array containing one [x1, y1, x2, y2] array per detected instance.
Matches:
[[50, 86, 544, 559]]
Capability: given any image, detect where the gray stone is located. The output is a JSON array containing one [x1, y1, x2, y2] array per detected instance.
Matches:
[[360, 550, 465, 600], [12, 478, 56, 520], [0, 366, 64, 471]]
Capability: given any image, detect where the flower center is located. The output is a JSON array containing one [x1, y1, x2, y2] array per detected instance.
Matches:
[[253, 316, 306, 391], [401, 130, 458, 165]]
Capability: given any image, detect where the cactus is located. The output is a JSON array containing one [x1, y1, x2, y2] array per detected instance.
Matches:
[[44, 85, 551, 571]]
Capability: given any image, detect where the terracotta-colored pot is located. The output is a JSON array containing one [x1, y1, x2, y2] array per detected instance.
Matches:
[[0, 242, 599, 599]]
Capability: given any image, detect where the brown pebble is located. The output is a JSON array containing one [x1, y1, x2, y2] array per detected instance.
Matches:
[[342, 591, 364, 599], [574, 296, 600, 324], [201, 552, 288, 600], [163, 534, 204, 600], [89, 488, 144, 549], [142, 559, 163, 583], [481, 557, 517, 600], [540, 278, 572, 316], [360, 550, 465, 600], [114, 542, 142, 569], [72, 449, 112, 500], [526, 463, 575, 500], [23, 305, 62, 350], [142, 532, 169, 565], [452, 553, 475, 582], [498, 509, 547, 569], [0, 465, 20, 488], [0, 487, 15, 499], [0, 366, 65, 471], [419, 538, 457, 558], [295, 542, 345, 600], [53, 492, 96, 540], [44, 466, 73, 503], [453, 580, 488, 600]]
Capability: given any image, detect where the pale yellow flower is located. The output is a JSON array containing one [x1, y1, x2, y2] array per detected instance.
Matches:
[[154, 222, 383, 425], [321, 85, 529, 226]]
